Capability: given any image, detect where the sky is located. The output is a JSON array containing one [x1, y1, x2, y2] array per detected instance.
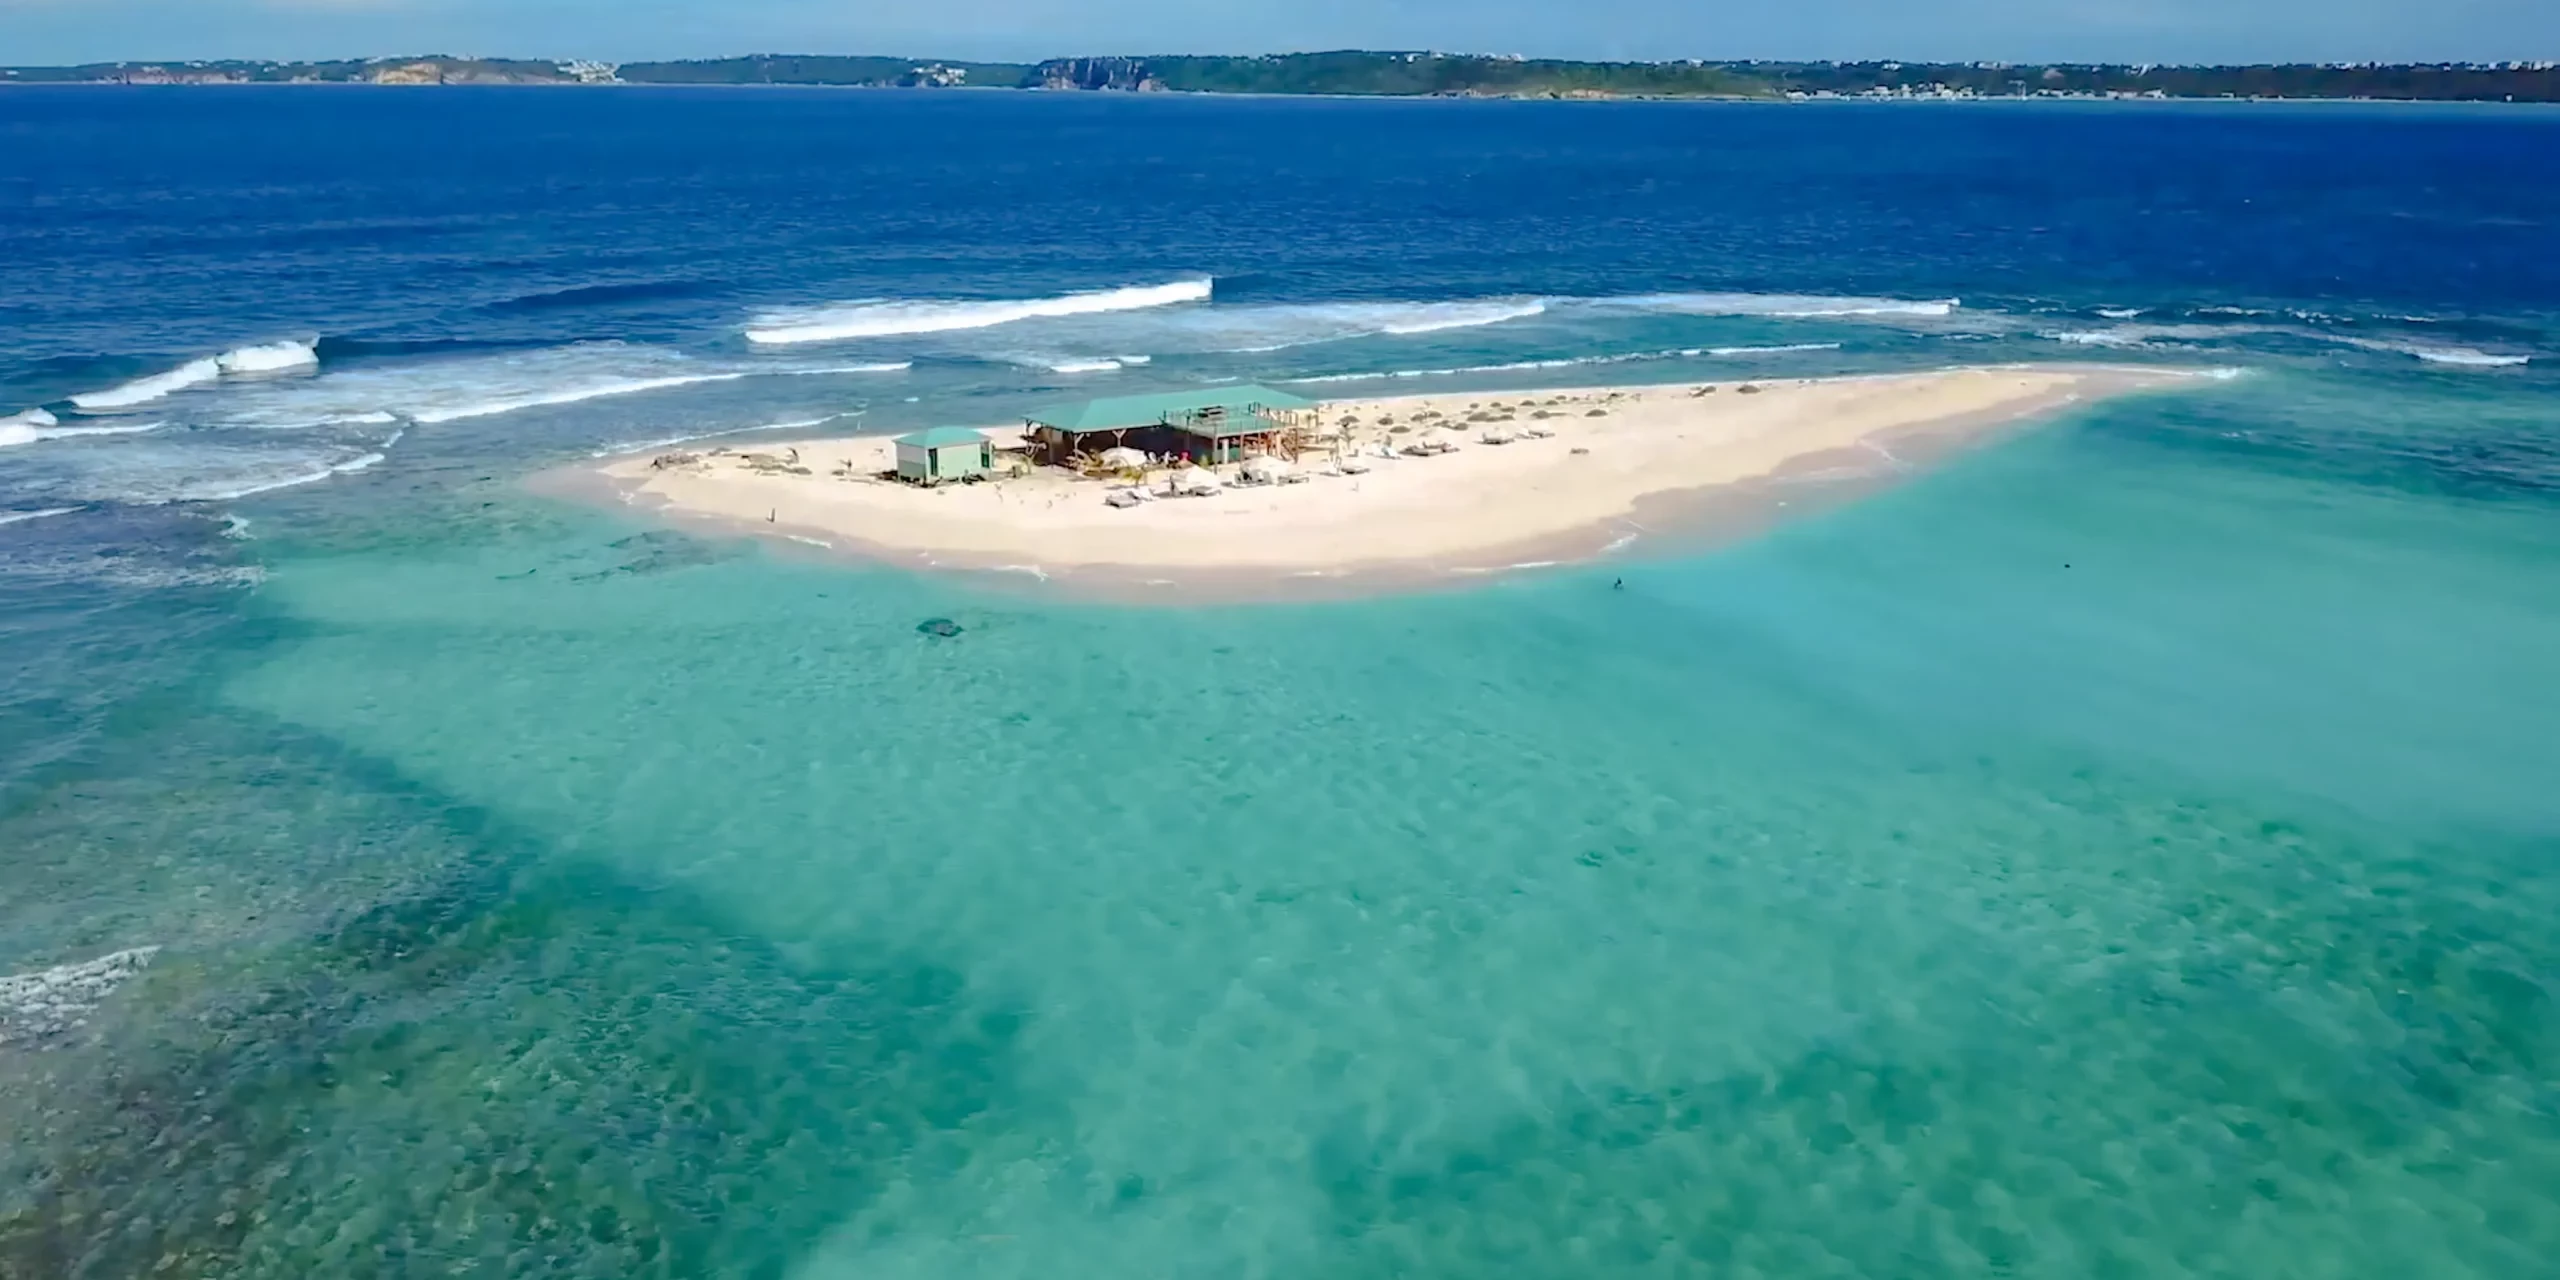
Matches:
[[1, 0, 2554, 67]]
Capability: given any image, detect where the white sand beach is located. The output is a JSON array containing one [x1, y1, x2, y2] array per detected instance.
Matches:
[[578, 366, 2194, 587]]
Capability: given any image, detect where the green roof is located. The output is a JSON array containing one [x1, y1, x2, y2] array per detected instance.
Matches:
[[1026, 385, 1319, 435], [893, 427, 990, 449]]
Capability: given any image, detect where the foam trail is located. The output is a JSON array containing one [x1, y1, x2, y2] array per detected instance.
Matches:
[[746, 279, 1213, 345], [591, 414, 854, 458], [70, 358, 221, 410], [1375, 299, 1550, 334], [0, 419, 164, 449], [1199, 299, 1552, 353], [216, 339, 320, 374], [2331, 336, 2530, 367], [1046, 358, 1124, 374], [191, 451, 388, 502], [2040, 322, 2278, 348], [1602, 292, 1959, 319], [787, 362, 913, 375], [0, 507, 80, 527], [411, 371, 753, 423], [1286, 342, 1840, 385], [2044, 330, 2147, 348]]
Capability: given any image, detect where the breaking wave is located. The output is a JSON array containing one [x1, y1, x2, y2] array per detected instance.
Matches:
[[190, 449, 391, 502], [66, 340, 319, 410], [1285, 342, 1842, 384], [69, 358, 221, 410], [2042, 322, 2533, 367], [1148, 298, 1551, 354], [2330, 337, 2531, 367], [411, 371, 754, 423], [0, 506, 81, 527], [216, 340, 320, 375], [168, 342, 895, 432], [591, 414, 858, 459], [1596, 292, 1960, 319], [746, 279, 1214, 345], [0, 419, 163, 449]]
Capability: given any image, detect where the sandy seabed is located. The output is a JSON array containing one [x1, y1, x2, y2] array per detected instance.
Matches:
[[561, 365, 2202, 599]]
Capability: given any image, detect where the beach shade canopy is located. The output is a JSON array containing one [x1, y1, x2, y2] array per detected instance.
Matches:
[[1027, 385, 1318, 436], [1241, 455, 1295, 483], [1098, 446, 1150, 469]]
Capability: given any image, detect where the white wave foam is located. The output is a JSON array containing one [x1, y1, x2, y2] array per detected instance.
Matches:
[[746, 279, 1213, 345], [1287, 341, 1841, 385], [2040, 322, 2282, 349], [2045, 329, 2146, 347], [413, 371, 753, 423], [64, 339, 317, 412], [2331, 336, 2530, 367], [2096, 308, 2145, 320], [0, 419, 164, 449], [1705, 342, 1844, 356], [0, 506, 80, 527], [192, 450, 388, 502], [592, 414, 855, 457], [1098, 298, 1553, 355], [1375, 299, 1551, 334], [1046, 358, 1125, 374], [2413, 349, 2530, 368], [2, 408, 58, 429], [216, 339, 319, 375], [788, 362, 913, 375], [1600, 292, 1959, 319], [199, 344, 788, 431], [70, 358, 221, 410]]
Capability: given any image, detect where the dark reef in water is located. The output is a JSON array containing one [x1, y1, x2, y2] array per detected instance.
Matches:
[[917, 618, 964, 638]]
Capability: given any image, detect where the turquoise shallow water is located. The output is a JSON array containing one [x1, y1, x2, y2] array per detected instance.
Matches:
[[11, 368, 2557, 1276], [7, 92, 2560, 1277]]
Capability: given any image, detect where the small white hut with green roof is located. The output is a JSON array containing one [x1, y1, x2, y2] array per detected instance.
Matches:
[[893, 427, 994, 486]]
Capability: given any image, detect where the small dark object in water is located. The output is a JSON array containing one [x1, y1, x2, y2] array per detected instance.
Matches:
[[917, 618, 964, 638], [1613, 578, 1623, 590]]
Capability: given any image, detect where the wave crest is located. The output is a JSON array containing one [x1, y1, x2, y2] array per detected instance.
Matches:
[[746, 279, 1214, 345], [1598, 292, 1959, 319]]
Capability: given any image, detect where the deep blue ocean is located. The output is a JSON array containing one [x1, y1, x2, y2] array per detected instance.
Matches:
[[3, 88, 2558, 1278]]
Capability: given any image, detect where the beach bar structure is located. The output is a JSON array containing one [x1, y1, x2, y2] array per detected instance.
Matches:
[[1025, 386, 1319, 466], [894, 427, 995, 485]]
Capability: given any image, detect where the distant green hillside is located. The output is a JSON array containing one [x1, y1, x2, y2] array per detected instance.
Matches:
[[1749, 60, 2560, 101], [1062, 52, 1768, 97], [616, 56, 1036, 88], [5, 52, 2556, 102]]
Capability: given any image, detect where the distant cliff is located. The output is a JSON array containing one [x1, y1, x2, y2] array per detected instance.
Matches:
[[7, 52, 2557, 103]]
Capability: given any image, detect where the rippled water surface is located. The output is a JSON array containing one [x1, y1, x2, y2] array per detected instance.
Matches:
[[3, 90, 2557, 1277]]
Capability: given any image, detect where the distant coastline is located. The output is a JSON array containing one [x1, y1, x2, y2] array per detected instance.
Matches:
[[6, 51, 2558, 103]]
